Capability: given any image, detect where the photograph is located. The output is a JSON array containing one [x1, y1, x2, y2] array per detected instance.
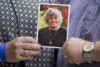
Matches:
[[37, 3, 70, 48]]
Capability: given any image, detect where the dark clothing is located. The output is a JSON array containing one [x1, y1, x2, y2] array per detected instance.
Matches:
[[38, 27, 66, 47]]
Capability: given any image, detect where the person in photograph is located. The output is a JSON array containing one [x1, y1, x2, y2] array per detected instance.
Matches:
[[57, 0, 100, 67], [38, 8, 67, 47]]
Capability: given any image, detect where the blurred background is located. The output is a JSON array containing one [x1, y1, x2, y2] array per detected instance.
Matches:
[[38, 3, 69, 30]]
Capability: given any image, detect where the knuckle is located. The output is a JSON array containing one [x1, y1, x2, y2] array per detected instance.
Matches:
[[67, 39, 71, 45], [16, 37, 20, 40], [36, 51, 41, 55], [69, 37, 74, 40], [28, 57, 33, 60], [28, 37, 33, 40], [29, 37, 33, 39], [14, 42, 20, 49], [30, 37, 35, 41], [37, 44, 41, 48], [15, 37, 20, 42], [33, 51, 39, 56]]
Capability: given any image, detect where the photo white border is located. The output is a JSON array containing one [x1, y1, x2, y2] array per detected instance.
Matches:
[[37, 3, 70, 49]]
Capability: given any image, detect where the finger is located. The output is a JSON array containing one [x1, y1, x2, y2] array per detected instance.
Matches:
[[16, 37, 38, 43], [74, 59, 81, 65], [62, 38, 72, 55], [21, 50, 41, 57], [20, 43, 41, 50], [18, 55, 33, 61], [64, 55, 67, 60], [28, 50, 41, 56]]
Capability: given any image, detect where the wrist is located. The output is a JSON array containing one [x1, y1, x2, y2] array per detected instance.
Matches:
[[0, 42, 7, 62], [91, 41, 100, 62], [82, 42, 95, 63]]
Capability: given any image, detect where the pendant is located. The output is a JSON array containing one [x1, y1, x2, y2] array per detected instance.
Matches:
[[49, 41, 52, 44]]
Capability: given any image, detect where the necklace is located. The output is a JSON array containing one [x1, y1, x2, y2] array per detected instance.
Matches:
[[49, 28, 59, 45]]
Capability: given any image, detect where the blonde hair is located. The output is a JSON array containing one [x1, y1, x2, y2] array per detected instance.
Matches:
[[44, 8, 63, 25]]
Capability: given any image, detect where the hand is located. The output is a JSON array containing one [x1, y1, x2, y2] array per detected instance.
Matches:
[[61, 37, 90, 64], [5, 37, 41, 62]]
